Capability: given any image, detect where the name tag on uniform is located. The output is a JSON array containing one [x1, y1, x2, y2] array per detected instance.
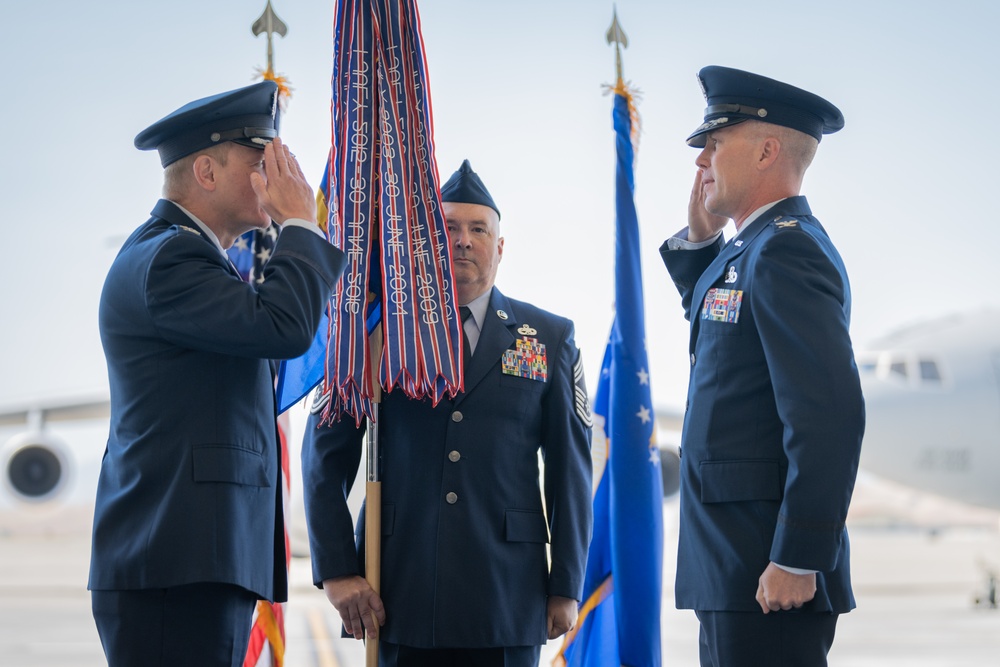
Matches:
[[502, 336, 548, 382], [701, 288, 743, 324]]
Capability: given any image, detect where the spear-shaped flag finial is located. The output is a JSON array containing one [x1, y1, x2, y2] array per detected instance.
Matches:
[[607, 8, 628, 81], [252, 0, 288, 73], [606, 6, 629, 84], [252, 1, 291, 104]]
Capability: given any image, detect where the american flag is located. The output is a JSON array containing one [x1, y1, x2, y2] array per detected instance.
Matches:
[[229, 224, 279, 286], [228, 226, 291, 667]]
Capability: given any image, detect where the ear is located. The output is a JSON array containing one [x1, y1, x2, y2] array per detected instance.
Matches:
[[191, 154, 218, 191], [496, 236, 504, 263], [757, 137, 781, 171]]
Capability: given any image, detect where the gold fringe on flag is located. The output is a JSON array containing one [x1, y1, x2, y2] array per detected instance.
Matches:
[[255, 66, 293, 109], [602, 79, 642, 157]]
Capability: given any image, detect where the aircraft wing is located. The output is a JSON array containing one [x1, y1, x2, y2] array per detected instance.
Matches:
[[0, 394, 110, 428]]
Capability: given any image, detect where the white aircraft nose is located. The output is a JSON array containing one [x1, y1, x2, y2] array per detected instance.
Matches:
[[855, 312, 1000, 511]]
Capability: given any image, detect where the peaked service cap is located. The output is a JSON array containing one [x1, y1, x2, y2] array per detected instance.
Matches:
[[135, 81, 281, 167], [686, 66, 844, 148]]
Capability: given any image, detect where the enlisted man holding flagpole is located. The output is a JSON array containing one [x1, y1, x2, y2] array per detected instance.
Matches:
[[302, 160, 594, 667]]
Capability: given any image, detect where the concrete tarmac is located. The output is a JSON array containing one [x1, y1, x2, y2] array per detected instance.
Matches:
[[2, 473, 999, 666]]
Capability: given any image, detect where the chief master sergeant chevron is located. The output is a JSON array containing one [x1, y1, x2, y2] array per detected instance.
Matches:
[[659, 66, 865, 666], [301, 160, 593, 667], [88, 80, 347, 667]]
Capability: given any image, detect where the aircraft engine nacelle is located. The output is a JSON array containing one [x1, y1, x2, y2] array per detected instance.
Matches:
[[1, 431, 72, 504], [659, 446, 681, 498]]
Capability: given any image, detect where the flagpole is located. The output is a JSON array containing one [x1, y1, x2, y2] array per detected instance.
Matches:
[[365, 325, 383, 667], [559, 9, 664, 666], [312, 5, 464, 665]]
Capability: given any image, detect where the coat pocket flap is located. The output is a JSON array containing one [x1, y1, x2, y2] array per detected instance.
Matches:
[[504, 509, 549, 543], [192, 445, 268, 487], [700, 459, 781, 503]]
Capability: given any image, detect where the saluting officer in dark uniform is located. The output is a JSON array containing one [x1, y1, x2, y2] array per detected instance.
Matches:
[[659, 67, 865, 666], [89, 81, 347, 667], [302, 161, 593, 667]]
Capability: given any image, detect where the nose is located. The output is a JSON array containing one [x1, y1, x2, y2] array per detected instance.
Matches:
[[695, 145, 710, 169], [452, 227, 471, 248]]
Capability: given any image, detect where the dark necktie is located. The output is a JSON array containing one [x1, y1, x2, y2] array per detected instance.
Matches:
[[460, 306, 472, 367]]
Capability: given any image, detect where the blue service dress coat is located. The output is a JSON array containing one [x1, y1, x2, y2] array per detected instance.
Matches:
[[659, 196, 865, 614], [89, 199, 346, 603], [301, 287, 593, 649]]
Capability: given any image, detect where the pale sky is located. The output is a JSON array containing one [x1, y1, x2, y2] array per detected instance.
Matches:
[[2, 0, 997, 413]]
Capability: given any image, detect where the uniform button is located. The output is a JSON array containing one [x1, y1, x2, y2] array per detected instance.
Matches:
[[452, 411, 463, 423], [446, 492, 458, 504], [690, 353, 696, 366], [448, 450, 461, 462]]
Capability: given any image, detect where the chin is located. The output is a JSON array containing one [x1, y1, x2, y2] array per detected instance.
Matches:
[[704, 198, 725, 217]]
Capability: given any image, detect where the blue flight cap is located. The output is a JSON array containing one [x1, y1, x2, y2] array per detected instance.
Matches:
[[440, 160, 500, 220], [686, 66, 844, 148], [135, 81, 281, 167]]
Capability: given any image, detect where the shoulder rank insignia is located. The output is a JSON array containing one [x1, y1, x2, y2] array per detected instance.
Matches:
[[573, 353, 593, 428], [178, 225, 200, 235], [701, 287, 743, 324], [310, 387, 332, 415], [502, 336, 547, 382], [775, 219, 799, 229], [517, 324, 537, 336]]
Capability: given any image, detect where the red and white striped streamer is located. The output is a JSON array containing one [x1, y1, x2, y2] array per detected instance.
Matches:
[[322, 0, 462, 424]]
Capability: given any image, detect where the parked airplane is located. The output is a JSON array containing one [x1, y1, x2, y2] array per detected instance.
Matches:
[[653, 310, 1000, 514], [654, 413, 682, 498], [0, 392, 109, 534], [5, 309, 998, 530], [0, 393, 108, 505], [855, 310, 1000, 511]]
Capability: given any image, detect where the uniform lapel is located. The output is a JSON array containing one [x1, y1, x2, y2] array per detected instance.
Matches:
[[687, 197, 814, 347], [457, 288, 515, 402], [151, 199, 242, 279], [689, 222, 760, 341]]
